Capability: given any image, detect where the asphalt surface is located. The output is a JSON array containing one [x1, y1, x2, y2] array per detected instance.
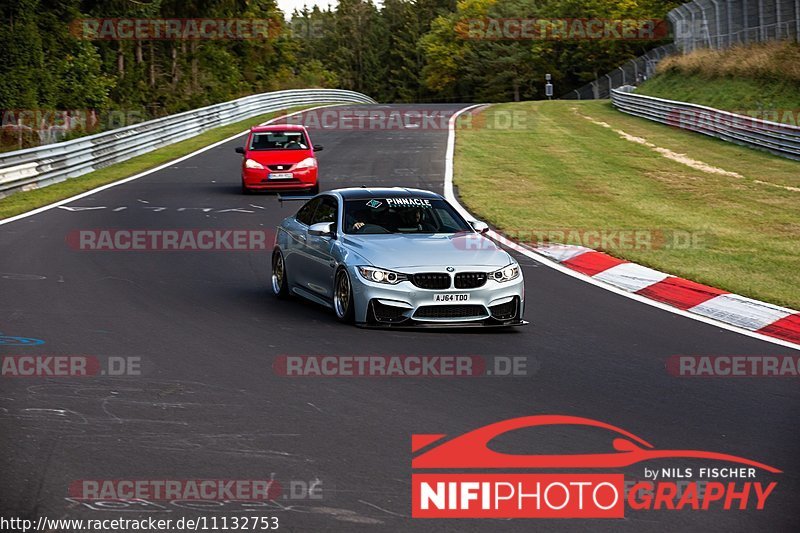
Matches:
[[1, 104, 798, 532]]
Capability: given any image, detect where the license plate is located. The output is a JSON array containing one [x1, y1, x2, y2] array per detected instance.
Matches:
[[269, 172, 293, 180], [433, 293, 470, 303]]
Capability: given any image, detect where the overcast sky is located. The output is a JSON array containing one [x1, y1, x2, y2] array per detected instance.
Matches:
[[276, 0, 337, 16], [276, 1, 388, 19]]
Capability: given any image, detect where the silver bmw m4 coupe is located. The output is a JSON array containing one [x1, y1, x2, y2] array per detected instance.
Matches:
[[271, 187, 525, 327]]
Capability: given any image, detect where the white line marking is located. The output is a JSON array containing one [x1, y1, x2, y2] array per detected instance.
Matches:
[[443, 104, 800, 351], [753, 179, 800, 193], [57, 206, 106, 212], [358, 499, 408, 518], [0, 103, 345, 226], [578, 109, 799, 192], [576, 110, 744, 178]]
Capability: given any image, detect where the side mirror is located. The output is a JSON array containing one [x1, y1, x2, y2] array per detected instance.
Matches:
[[235, 147, 245, 154], [314, 145, 324, 152], [308, 222, 335, 238], [471, 221, 489, 234]]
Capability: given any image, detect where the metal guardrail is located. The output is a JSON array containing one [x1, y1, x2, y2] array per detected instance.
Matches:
[[562, 44, 677, 100], [611, 86, 800, 160], [0, 89, 376, 199]]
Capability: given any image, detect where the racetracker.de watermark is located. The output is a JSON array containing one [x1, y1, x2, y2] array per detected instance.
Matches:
[[1, 109, 144, 134], [1, 356, 144, 378], [273, 355, 536, 377], [70, 18, 281, 40], [283, 108, 532, 131], [452, 229, 710, 251], [67, 229, 274, 251], [667, 108, 800, 131], [69, 479, 285, 501], [667, 355, 800, 377], [458, 18, 668, 40]]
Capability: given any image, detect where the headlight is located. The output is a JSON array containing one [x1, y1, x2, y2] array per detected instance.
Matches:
[[490, 264, 520, 282], [245, 158, 265, 169], [294, 157, 317, 170], [357, 266, 407, 285]]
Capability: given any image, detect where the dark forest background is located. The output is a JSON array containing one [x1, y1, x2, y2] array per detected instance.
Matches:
[[1, 0, 680, 126]]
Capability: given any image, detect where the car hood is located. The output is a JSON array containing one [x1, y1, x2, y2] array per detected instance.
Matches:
[[340, 233, 513, 269], [246, 150, 312, 165]]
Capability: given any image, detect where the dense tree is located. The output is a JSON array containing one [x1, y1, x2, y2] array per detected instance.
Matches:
[[0, 0, 680, 148], [0, 0, 51, 109], [421, 0, 679, 101]]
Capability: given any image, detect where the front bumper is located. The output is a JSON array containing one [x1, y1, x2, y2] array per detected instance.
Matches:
[[242, 167, 317, 190], [357, 317, 528, 329], [349, 266, 526, 328]]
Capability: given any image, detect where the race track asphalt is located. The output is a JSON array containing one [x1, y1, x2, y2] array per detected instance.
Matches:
[[0, 104, 798, 532]]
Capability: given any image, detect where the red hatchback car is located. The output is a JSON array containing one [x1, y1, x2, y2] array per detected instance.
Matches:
[[235, 124, 322, 194]]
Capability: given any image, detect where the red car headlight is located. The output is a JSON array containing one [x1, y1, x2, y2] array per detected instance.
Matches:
[[245, 159, 265, 169], [294, 157, 317, 170]]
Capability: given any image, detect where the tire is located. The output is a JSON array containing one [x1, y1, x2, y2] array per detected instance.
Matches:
[[309, 183, 319, 195], [333, 268, 355, 323], [271, 249, 289, 299], [242, 183, 252, 195]]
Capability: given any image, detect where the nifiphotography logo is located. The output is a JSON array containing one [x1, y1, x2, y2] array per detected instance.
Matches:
[[411, 415, 780, 518]]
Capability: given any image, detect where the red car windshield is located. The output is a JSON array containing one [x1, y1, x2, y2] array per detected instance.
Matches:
[[249, 131, 308, 150]]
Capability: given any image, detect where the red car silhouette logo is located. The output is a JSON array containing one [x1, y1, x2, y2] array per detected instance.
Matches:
[[412, 415, 781, 473]]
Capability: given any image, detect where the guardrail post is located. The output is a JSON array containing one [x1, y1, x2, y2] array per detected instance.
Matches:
[[742, 0, 750, 44], [709, 0, 722, 48], [668, 11, 681, 52], [726, 0, 734, 46], [676, 6, 693, 52], [687, 1, 708, 49], [698, 0, 713, 47], [795, 0, 800, 41]]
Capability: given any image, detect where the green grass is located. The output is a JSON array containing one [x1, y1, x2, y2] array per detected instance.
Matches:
[[637, 72, 800, 114], [0, 104, 325, 220], [637, 42, 800, 114], [454, 101, 800, 310]]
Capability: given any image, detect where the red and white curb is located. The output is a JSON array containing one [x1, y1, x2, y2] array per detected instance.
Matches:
[[445, 104, 800, 350]]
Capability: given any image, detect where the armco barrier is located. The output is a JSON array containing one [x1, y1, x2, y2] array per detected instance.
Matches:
[[0, 89, 376, 199], [611, 86, 800, 160]]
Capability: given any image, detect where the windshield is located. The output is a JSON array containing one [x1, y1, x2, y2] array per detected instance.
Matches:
[[343, 197, 473, 234], [249, 131, 308, 150]]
